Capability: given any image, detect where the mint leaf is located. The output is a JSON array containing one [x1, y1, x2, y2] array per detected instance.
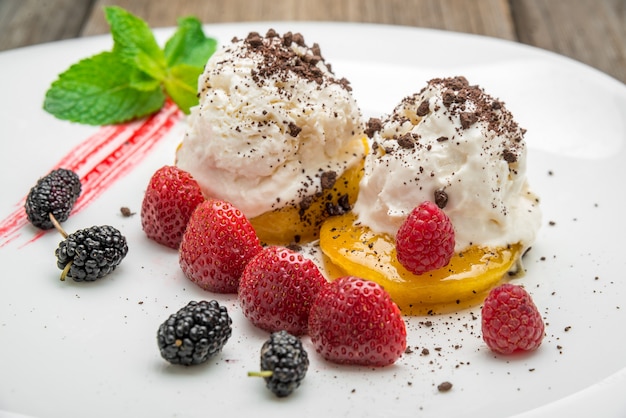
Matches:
[[164, 17, 217, 68], [164, 64, 203, 113], [43, 51, 166, 125], [105, 6, 166, 81], [129, 68, 162, 92], [43, 6, 218, 125]]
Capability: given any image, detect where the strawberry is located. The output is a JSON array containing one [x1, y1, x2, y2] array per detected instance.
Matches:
[[141, 165, 205, 249], [308, 276, 407, 367], [239, 246, 328, 336], [179, 199, 262, 293], [481, 283, 544, 354], [395, 200, 455, 275]]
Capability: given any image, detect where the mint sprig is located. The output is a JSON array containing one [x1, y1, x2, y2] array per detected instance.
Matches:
[[43, 6, 217, 126]]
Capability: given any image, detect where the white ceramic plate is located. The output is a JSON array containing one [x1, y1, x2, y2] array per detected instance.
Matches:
[[1, 22, 625, 418]]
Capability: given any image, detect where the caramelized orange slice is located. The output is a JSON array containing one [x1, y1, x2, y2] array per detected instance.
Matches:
[[250, 161, 364, 245], [250, 138, 368, 246], [320, 213, 522, 314]]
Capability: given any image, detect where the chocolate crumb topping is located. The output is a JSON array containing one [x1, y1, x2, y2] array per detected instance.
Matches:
[[502, 149, 518, 163], [416, 100, 430, 116], [325, 193, 351, 216], [237, 29, 351, 90], [459, 112, 478, 129], [299, 195, 314, 211], [434, 189, 448, 209], [437, 381, 453, 392], [320, 170, 338, 190], [365, 117, 382, 138], [246, 32, 264, 48], [397, 133, 415, 149], [287, 122, 302, 137]]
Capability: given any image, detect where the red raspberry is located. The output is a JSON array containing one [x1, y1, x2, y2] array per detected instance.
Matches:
[[141, 165, 204, 249], [179, 199, 262, 293], [239, 246, 327, 336], [481, 283, 545, 354], [395, 201, 455, 275], [308, 276, 407, 367]]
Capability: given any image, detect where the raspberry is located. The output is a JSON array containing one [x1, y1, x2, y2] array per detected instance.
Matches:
[[179, 199, 263, 293], [239, 246, 327, 335], [55, 225, 128, 281], [157, 300, 232, 365], [25, 168, 82, 230], [248, 330, 309, 397], [308, 276, 407, 367], [481, 283, 544, 354], [395, 200, 455, 275], [141, 165, 205, 249]]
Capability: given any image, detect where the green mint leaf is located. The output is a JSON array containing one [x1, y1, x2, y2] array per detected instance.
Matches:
[[43, 51, 166, 125], [105, 6, 166, 81], [163, 64, 203, 114], [43, 6, 219, 125], [164, 16, 217, 68], [129, 68, 162, 92]]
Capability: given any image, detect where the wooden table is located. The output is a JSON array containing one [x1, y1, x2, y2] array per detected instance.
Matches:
[[1, 0, 624, 84]]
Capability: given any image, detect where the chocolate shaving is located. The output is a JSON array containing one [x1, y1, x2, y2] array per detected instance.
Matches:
[[434, 189, 448, 209], [416, 100, 430, 116], [397, 133, 415, 149], [238, 29, 351, 90], [320, 170, 338, 190], [502, 149, 518, 163], [287, 122, 302, 137], [459, 112, 478, 129], [365, 117, 382, 138]]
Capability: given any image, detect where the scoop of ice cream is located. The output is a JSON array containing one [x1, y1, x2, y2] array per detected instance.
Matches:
[[176, 29, 365, 218], [352, 76, 541, 252]]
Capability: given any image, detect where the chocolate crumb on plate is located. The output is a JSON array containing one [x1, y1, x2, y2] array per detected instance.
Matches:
[[437, 381, 453, 392]]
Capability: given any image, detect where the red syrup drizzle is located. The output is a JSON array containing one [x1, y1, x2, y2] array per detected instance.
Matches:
[[0, 100, 182, 248]]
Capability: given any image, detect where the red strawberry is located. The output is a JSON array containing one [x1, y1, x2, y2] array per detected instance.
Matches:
[[141, 165, 205, 249], [395, 200, 455, 275], [481, 283, 545, 354], [239, 246, 327, 336], [308, 276, 407, 367], [179, 199, 262, 293]]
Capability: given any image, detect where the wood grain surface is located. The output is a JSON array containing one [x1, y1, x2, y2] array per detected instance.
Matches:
[[0, 0, 624, 83]]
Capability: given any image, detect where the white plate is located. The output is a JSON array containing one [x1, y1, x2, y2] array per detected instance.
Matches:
[[1, 22, 625, 418]]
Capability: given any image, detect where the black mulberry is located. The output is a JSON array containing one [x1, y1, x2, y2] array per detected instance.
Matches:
[[248, 330, 309, 397], [157, 300, 232, 365], [25, 168, 81, 229], [55, 225, 128, 281]]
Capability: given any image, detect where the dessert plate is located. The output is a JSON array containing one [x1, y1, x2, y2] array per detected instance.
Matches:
[[1, 22, 625, 418]]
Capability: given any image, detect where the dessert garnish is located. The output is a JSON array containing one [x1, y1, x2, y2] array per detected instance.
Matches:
[[43, 6, 217, 125], [156, 300, 233, 365], [179, 199, 263, 293], [395, 200, 455, 275], [239, 246, 327, 336], [481, 283, 545, 354], [24, 168, 81, 230], [248, 330, 309, 397], [308, 276, 407, 367], [55, 224, 128, 281], [140, 165, 205, 249]]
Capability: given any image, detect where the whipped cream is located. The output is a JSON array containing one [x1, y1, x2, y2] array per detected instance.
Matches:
[[176, 30, 365, 218], [352, 76, 541, 252]]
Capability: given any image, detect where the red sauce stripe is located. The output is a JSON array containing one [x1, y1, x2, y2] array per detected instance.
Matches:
[[0, 101, 182, 248]]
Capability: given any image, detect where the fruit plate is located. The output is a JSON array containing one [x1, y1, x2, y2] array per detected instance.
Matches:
[[1, 22, 625, 418]]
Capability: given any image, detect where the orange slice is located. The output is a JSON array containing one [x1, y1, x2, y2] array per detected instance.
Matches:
[[250, 138, 368, 245], [319, 213, 523, 314]]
